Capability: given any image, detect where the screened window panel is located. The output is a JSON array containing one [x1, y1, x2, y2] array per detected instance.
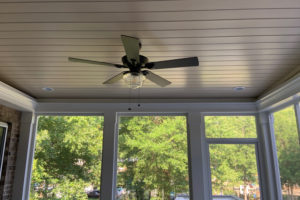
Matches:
[[205, 116, 257, 138], [273, 106, 300, 199], [209, 144, 261, 200], [117, 116, 189, 200]]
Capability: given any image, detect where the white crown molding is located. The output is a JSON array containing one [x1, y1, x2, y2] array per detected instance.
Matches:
[[257, 73, 300, 112], [0, 81, 37, 112], [36, 101, 257, 114], [0, 71, 298, 114]]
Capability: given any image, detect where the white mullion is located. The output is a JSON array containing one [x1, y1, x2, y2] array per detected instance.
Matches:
[[202, 112, 257, 116], [257, 112, 282, 200], [294, 103, 300, 145], [254, 142, 264, 200], [187, 112, 210, 200], [117, 112, 186, 117], [255, 113, 266, 200], [201, 113, 212, 200], [100, 112, 118, 200]]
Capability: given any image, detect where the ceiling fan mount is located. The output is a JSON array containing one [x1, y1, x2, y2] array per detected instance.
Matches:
[[69, 35, 199, 88], [121, 55, 149, 73]]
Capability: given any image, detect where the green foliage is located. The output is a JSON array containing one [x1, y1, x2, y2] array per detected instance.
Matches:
[[52, 179, 88, 200], [30, 116, 103, 200], [117, 116, 189, 199], [273, 106, 300, 198], [205, 116, 257, 138], [206, 116, 259, 197], [30, 111, 300, 199]]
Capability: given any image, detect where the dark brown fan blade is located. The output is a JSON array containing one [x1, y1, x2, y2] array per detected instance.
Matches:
[[145, 57, 199, 69], [103, 72, 127, 84], [121, 35, 140, 64], [143, 70, 171, 87], [69, 57, 124, 68]]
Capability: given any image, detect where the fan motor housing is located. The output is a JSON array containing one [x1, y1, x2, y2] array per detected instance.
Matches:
[[122, 55, 148, 73]]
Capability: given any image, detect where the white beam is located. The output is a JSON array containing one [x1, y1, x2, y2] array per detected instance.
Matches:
[[100, 112, 118, 200], [36, 101, 257, 114], [257, 73, 300, 112], [12, 112, 37, 200], [0, 81, 36, 112], [257, 112, 282, 200], [294, 103, 300, 145], [187, 112, 210, 200]]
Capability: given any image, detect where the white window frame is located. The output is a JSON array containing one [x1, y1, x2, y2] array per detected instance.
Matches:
[[115, 113, 192, 199], [11, 100, 281, 200], [0, 122, 8, 180], [23, 113, 105, 200], [268, 100, 300, 199], [202, 114, 264, 200], [294, 103, 300, 144]]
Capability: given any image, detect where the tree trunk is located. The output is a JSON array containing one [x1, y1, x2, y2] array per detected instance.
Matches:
[[244, 185, 247, 200], [42, 180, 48, 198], [135, 189, 144, 200], [287, 185, 291, 200]]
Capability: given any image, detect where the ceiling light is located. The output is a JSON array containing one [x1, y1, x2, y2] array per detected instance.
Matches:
[[233, 86, 245, 91], [42, 87, 54, 92], [123, 73, 145, 89]]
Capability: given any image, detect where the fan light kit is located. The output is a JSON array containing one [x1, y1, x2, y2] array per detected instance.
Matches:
[[123, 73, 145, 89], [69, 35, 199, 89]]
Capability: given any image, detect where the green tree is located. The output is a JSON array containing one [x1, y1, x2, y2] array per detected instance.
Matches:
[[117, 116, 189, 200], [273, 106, 300, 199], [30, 116, 104, 200], [206, 116, 259, 199]]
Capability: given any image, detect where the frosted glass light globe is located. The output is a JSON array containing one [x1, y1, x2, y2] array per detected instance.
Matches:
[[123, 73, 145, 89]]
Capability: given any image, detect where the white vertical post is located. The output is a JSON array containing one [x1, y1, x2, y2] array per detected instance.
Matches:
[[187, 112, 209, 200], [294, 103, 300, 144], [257, 112, 282, 200], [100, 111, 118, 200], [12, 112, 37, 200]]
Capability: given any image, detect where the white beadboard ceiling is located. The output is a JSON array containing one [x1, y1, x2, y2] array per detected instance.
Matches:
[[0, 0, 300, 99]]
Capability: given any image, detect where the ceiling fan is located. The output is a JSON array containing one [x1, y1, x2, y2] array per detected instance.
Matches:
[[69, 35, 199, 89]]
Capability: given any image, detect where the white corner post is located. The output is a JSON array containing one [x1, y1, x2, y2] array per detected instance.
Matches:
[[100, 111, 118, 200], [12, 112, 37, 200], [187, 112, 210, 200], [257, 112, 282, 200], [294, 103, 300, 144]]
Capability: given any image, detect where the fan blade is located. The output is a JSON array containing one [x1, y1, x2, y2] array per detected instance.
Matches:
[[143, 70, 171, 87], [103, 72, 126, 84], [69, 57, 124, 68], [145, 57, 199, 69], [121, 35, 140, 64]]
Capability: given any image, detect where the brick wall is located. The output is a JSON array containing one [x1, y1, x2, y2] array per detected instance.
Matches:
[[0, 105, 21, 200]]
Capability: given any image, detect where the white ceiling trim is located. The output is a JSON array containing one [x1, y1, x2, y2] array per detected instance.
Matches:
[[257, 72, 300, 112], [0, 81, 36, 111], [0, 74, 298, 114]]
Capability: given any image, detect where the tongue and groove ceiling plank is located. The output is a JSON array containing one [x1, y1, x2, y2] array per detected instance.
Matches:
[[0, 0, 299, 99]]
